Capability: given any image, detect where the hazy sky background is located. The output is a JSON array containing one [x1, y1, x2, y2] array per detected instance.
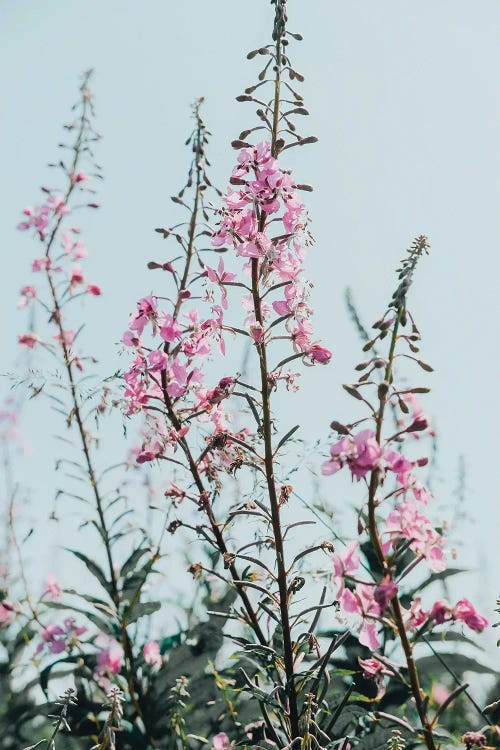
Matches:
[[1, 1, 499, 659]]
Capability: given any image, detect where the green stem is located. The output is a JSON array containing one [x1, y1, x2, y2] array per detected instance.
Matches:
[[366, 308, 436, 750], [248, 21, 300, 742]]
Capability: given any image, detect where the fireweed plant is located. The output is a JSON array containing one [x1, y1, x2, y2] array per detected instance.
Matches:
[[6, 2, 499, 749]]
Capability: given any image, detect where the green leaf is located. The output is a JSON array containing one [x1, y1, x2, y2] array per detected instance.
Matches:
[[275, 424, 300, 453], [44, 600, 115, 635], [120, 545, 149, 580], [39, 655, 82, 696], [159, 632, 182, 654], [65, 548, 113, 597], [124, 600, 161, 625], [415, 653, 496, 676]]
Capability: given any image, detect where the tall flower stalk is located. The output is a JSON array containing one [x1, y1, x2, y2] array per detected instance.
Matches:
[[17, 71, 155, 744], [323, 237, 490, 750], [123, 2, 332, 743]]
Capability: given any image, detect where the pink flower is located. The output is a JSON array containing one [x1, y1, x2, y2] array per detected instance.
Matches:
[[143, 640, 162, 667], [205, 258, 236, 309], [405, 597, 430, 629], [18, 332, 41, 348], [18, 285, 37, 308], [47, 194, 70, 216], [159, 313, 181, 343], [32, 257, 51, 272], [383, 500, 446, 572], [129, 295, 158, 336], [96, 636, 123, 676], [358, 657, 391, 680], [307, 344, 332, 365], [54, 329, 77, 347], [86, 284, 101, 295], [70, 264, 85, 288], [322, 430, 382, 480], [341, 583, 382, 650], [212, 733, 230, 750], [452, 599, 488, 632], [432, 682, 451, 705], [37, 618, 86, 656], [71, 171, 89, 183], [332, 541, 360, 597], [42, 573, 62, 602], [431, 599, 451, 625]]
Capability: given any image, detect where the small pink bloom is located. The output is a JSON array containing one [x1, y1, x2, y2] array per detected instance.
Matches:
[[453, 599, 488, 632], [308, 344, 332, 365], [213, 733, 230, 750], [406, 597, 430, 629], [332, 541, 360, 597], [71, 171, 89, 183], [54, 329, 77, 347], [86, 284, 102, 296], [96, 636, 123, 676], [47, 194, 70, 216], [249, 322, 265, 343], [143, 640, 162, 667], [358, 657, 391, 680], [431, 599, 451, 625], [18, 332, 41, 348], [32, 257, 51, 272], [70, 264, 85, 288], [18, 285, 37, 308], [42, 573, 62, 602]]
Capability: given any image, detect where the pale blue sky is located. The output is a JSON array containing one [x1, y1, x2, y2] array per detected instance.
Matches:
[[1, 1, 499, 654]]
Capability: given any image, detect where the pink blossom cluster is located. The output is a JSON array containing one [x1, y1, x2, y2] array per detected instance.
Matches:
[[331, 542, 487, 652], [94, 634, 123, 689], [122, 295, 245, 470], [123, 142, 332, 472], [211, 142, 331, 364], [323, 429, 443, 571], [36, 617, 87, 656], [17, 189, 101, 368], [17, 194, 71, 240]]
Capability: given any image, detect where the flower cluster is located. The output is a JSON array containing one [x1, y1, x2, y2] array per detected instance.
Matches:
[[331, 541, 487, 651], [212, 142, 331, 364], [36, 618, 87, 656], [123, 142, 331, 477], [323, 429, 442, 570], [17, 189, 101, 370]]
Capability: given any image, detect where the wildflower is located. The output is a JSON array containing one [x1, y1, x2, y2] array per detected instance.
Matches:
[[143, 640, 162, 667], [18, 332, 41, 348], [453, 599, 488, 632], [42, 573, 62, 602]]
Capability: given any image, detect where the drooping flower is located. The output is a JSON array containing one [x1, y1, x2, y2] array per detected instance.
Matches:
[[18, 332, 41, 348], [452, 599, 488, 632]]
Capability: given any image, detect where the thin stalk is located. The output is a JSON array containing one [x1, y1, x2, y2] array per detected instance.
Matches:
[[40, 87, 155, 743], [249, 21, 300, 741], [159, 113, 267, 646], [366, 308, 436, 750]]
